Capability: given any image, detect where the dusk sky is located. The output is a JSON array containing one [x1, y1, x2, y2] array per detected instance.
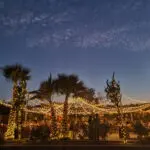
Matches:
[[0, 0, 150, 102]]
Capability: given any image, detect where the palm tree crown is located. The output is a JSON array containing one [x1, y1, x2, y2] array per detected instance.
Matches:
[[55, 74, 85, 97], [1, 64, 21, 83], [1, 64, 30, 83], [30, 74, 55, 101]]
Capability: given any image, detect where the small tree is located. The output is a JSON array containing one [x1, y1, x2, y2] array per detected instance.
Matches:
[[99, 122, 110, 141], [105, 72, 127, 143]]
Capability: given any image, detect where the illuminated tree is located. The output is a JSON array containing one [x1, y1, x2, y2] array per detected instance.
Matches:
[[1, 64, 22, 139], [1, 64, 30, 140], [30, 74, 57, 138], [55, 74, 85, 137], [105, 72, 127, 143]]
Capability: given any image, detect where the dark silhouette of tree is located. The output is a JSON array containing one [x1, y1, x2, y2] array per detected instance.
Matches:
[[55, 74, 85, 137], [74, 87, 97, 103], [99, 122, 110, 140], [133, 121, 149, 141], [85, 88, 96, 103], [30, 74, 57, 137], [105, 72, 127, 143]]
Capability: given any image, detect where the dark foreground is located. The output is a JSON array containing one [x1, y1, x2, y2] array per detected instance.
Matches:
[[1, 144, 150, 150], [1, 141, 150, 150]]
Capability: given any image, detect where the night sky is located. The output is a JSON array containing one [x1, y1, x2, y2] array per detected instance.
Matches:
[[0, 0, 150, 102]]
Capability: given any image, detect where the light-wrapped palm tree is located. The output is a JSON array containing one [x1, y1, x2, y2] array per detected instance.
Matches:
[[30, 74, 57, 138], [55, 74, 86, 137], [1, 64, 30, 139], [1, 64, 21, 139]]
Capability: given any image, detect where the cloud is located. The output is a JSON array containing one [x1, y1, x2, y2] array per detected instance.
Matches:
[[0, 9, 70, 36], [26, 28, 75, 48], [75, 21, 150, 51], [1, 0, 150, 52], [25, 21, 150, 52], [75, 27, 129, 48], [108, 0, 145, 12], [130, 0, 143, 10]]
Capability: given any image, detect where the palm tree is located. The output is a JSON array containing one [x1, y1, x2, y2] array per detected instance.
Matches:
[[1, 64, 30, 139], [0, 64, 22, 139], [30, 74, 57, 138], [55, 74, 85, 137]]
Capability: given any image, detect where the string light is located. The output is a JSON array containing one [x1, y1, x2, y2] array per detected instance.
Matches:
[[4, 109, 16, 139], [0, 99, 150, 116], [0, 98, 149, 141]]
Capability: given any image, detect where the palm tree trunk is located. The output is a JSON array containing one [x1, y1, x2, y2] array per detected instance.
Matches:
[[16, 107, 19, 139], [62, 94, 69, 137], [17, 108, 22, 140], [5, 82, 17, 139], [49, 97, 57, 138], [18, 80, 26, 139]]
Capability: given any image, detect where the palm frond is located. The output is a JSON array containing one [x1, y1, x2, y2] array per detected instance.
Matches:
[[1, 63, 31, 82]]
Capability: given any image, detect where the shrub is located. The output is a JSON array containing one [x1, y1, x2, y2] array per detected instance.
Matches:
[[133, 121, 149, 141], [59, 137, 71, 141], [99, 123, 110, 140], [0, 131, 5, 145], [30, 125, 50, 141]]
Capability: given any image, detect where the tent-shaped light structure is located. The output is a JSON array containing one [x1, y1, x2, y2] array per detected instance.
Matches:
[[0, 99, 150, 116], [54, 97, 114, 115]]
